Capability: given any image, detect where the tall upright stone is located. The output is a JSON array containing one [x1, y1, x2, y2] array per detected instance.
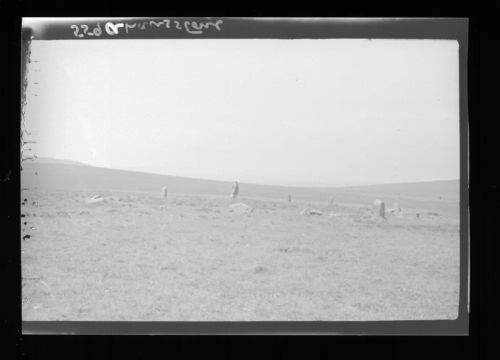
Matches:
[[372, 199, 386, 219], [230, 181, 239, 203]]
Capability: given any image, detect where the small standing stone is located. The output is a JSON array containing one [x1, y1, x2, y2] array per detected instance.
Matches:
[[372, 199, 386, 219], [230, 181, 239, 202]]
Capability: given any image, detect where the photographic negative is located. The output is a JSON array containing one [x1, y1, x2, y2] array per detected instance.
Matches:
[[20, 18, 468, 333]]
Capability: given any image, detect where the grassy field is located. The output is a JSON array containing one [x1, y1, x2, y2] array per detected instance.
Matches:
[[21, 161, 460, 321]]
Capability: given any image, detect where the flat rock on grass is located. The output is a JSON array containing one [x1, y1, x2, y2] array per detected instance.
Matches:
[[229, 203, 254, 215], [85, 195, 106, 205], [301, 208, 323, 216]]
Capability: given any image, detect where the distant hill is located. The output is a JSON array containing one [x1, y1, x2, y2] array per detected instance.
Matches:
[[21, 159, 460, 215], [34, 157, 90, 167], [326, 179, 460, 203]]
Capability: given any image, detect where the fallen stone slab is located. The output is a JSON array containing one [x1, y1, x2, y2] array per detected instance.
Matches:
[[387, 202, 402, 216], [302, 208, 323, 216], [328, 212, 343, 217], [85, 195, 106, 205], [229, 202, 254, 215]]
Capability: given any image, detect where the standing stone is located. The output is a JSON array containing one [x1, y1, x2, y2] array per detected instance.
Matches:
[[161, 186, 167, 199], [288, 194, 292, 203], [372, 199, 386, 219], [231, 181, 239, 202]]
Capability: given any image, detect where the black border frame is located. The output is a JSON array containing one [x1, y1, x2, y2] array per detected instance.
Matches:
[[18, 17, 469, 335]]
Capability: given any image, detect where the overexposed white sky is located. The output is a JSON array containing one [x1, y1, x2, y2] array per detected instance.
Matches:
[[24, 39, 460, 187]]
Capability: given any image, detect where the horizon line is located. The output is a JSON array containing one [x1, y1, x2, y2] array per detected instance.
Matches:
[[32, 156, 460, 190]]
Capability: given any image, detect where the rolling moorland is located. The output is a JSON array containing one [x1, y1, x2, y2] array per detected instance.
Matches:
[[21, 158, 461, 321]]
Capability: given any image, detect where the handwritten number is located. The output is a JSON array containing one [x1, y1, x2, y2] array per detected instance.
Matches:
[[70, 25, 80, 38], [105, 22, 124, 35], [71, 19, 222, 38], [105, 22, 116, 35], [93, 23, 102, 36]]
